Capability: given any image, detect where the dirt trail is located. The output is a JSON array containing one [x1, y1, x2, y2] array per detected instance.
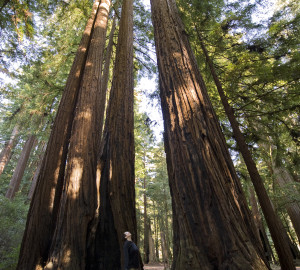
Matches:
[[143, 263, 165, 270]]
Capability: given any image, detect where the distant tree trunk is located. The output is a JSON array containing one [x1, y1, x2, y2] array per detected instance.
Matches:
[[149, 222, 156, 263], [95, 0, 136, 269], [0, 125, 19, 177], [153, 200, 160, 261], [144, 152, 150, 264], [17, 1, 110, 269], [27, 142, 47, 200], [150, 0, 269, 269], [161, 231, 169, 270], [160, 216, 171, 267], [5, 135, 36, 199], [163, 184, 172, 261], [197, 28, 295, 270], [274, 166, 300, 244], [249, 187, 275, 263]]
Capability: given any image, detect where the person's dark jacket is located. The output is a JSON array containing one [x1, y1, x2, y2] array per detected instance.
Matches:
[[123, 240, 139, 270]]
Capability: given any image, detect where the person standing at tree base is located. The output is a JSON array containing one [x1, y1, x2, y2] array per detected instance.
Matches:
[[123, 231, 140, 270]]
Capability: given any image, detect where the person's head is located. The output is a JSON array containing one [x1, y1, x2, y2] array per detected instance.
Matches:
[[124, 231, 132, 240]]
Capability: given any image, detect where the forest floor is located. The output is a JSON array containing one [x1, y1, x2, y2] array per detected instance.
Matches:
[[270, 264, 300, 270], [144, 263, 165, 270], [143, 263, 300, 270]]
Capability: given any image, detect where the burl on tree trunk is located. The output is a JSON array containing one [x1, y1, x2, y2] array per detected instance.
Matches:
[[150, 0, 269, 269]]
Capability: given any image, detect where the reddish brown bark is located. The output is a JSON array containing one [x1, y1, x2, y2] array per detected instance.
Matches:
[[6, 135, 36, 199], [101, 14, 116, 96], [150, 0, 269, 269], [43, 1, 111, 268], [197, 29, 295, 269], [0, 125, 19, 177], [95, 0, 137, 268], [17, 1, 107, 269]]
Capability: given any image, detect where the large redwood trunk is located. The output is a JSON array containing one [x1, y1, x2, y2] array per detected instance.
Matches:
[[6, 134, 36, 199], [43, 0, 111, 268], [95, 0, 136, 268], [150, 0, 269, 269], [0, 125, 19, 177], [17, 1, 110, 269]]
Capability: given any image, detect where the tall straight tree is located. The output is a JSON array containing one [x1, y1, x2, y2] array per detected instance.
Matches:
[[196, 29, 296, 269], [17, 0, 111, 269], [43, 0, 111, 267], [150, 0, 269, 269], [95, 0, 136, 268], [5, 134, 37, 199], [0, 125, 19, 177]]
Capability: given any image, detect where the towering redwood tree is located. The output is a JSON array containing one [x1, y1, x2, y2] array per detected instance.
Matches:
[[95, 0, 136, 268], [5, 134, 36, 199], [43, 1, 111, 267], [17, 1, 110, 269], [197, 30, 295, 269], [150, 0, 269, 269], [0, 125, 19, 177]]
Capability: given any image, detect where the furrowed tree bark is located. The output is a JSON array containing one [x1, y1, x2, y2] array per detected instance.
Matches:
[[0, 125, 19, 177], [197, 29, 295, 269], [17, 1, 104, 269], [150, 0, 269, 269], [101, 13, 116, 95], [43, 1, 111, 268], [5, 134, 36, 199], [95, 0, 136, 269]]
